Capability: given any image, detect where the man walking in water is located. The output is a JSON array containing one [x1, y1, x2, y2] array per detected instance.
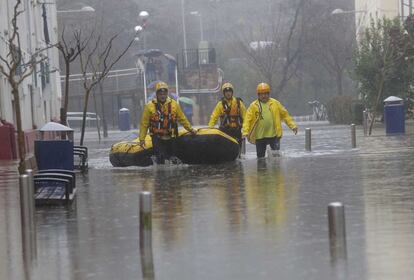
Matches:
[[242, 82, 298, 158]]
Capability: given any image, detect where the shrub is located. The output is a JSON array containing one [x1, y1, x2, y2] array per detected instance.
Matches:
[[326, 96, 353, 124]]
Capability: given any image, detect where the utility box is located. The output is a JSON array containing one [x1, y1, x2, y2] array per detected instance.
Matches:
[[0, 122, 17, 160], [35, 140, 74, 170], [118, 108, 131, 131], [384, 96, 405, 135]]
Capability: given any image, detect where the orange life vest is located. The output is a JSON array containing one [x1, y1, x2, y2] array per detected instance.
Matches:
[[220, 98, 243, 129], [149, 101, 177, 137]]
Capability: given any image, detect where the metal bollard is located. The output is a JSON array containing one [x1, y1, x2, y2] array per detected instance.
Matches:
[[20, 175, 33, 263], [25, 170, 36, 229], [25, 169, 37, 260], [363, 110, 368, 136], [328, 202, 347, 259], [139, 191, 154, 278], [241, 138, 246, 155], [305, 128, 311, 151], [139, 192, 152, 246], [351, 124, 356, 148]]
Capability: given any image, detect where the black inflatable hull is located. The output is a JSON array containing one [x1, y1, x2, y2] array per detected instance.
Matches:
[[109, 148, 153, 167], [176, 133, 239, 164], [109, 128, 239, 167]]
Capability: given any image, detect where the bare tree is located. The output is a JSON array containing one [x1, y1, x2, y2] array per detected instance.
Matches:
[[76, 32, 134, 146], [312, 10, 355, 96], [0, 0, 55, 174], [234, 0, 306, 100], [56, 27, 89, 128]]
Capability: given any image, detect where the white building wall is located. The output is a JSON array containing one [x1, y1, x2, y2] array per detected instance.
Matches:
[[355, 0, 400, 33], [0, 0, 61, 130]]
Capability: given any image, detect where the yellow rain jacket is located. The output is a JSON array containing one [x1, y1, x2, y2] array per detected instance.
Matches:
[[242, 98, 297, 141], [139, 97, 193, 141], [208, 97, 247, 128]]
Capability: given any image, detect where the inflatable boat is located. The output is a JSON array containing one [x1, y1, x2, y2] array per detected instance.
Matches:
[[109, 128, 240, 167]]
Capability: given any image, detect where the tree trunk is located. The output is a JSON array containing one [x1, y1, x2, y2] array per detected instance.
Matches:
[[92, 89, 101, 142], [61, 61, 70, 126], [368, 76, 385, 136], [99, 82, 108, 137], [336, 70, 344, 96], [12, 86, 26, 174], [80, 89, 91, 146], [60, 61, 70, 140]]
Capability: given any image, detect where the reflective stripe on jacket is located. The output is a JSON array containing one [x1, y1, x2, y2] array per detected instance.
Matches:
[[242, 98, 297, 138], [139, 97, 192, 140], [208, 97, 246, 129]]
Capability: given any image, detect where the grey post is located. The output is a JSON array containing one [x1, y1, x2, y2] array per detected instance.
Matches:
[[328, 202, 347, 259], [139, 191, 152, 247], [25, 170, 36, 229], [25, 169, 37, 259], [241, 138, 246, 155], [305, 128, 311, 151], [20, 175, 33, 263], [139, 191, 154, 278], [351, 124, 356, 148]]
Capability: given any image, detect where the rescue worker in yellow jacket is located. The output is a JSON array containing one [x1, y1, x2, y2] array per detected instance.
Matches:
[[208, 82, 246, 144], [139, 82, 196, 164], [242, 82, 298, 158]]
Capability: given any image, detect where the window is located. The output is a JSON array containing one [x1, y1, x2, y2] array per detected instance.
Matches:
[[402, 0, 414, 19]]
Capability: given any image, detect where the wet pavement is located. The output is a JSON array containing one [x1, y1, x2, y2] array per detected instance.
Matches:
[[1, 121, 414, 280]]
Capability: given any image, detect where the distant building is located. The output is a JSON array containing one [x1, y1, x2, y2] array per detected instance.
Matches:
[[355, 0, 412, 33], [0, 0, 61, 158]]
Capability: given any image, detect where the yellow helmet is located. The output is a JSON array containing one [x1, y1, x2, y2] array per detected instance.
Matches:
[[221, 82, 234, 93], [256, 82, 270, 94], [156, 81, 169, 92]]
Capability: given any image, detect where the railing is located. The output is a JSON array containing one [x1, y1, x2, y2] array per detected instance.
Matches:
[[181, 48, 216, 69]]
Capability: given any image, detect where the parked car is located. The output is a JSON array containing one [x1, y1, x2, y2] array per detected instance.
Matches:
[[67, 112, 101, 131]]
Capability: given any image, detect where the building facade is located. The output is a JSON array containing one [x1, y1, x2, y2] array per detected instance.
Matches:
[[0, 0, 61, 158], [355, 0, 414, 30]]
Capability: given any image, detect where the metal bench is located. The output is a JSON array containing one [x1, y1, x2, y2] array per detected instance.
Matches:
[[74, 145, 88, 172], [33, 170, 77, 205]]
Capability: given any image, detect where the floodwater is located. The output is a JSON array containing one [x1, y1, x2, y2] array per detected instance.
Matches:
[[1, 122, 414, 280]]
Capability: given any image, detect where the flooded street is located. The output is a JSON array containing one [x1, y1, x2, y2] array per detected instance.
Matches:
[[1, 122, 414, 280]]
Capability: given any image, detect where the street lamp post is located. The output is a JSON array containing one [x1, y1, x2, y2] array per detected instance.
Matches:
[[57, 6, 95, 13], [181, 0, 188, 67], [331, 9, 366, 15], [139, 11, 149, 50], [331, 8, 367, 39], [190, 11, 204, 41], [133, 11, 150, 125]]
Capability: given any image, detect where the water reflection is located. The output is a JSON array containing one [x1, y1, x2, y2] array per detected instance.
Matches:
[[361, 152, 414, 279], [221, 163, 247, 233], [0, 170, 23, 280], [139, 193, 155, 280], [151, 167, 186, 250], [244, 158, 299, 230]]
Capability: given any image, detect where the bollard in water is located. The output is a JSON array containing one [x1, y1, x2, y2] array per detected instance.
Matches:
[[241, 138, 246, 155], [139, 191, 154, 278], [305, 128, 311, 151], [25, 170, 36, 229], [25, 169, 37, 260], [20, 175, 33, 264], [328, 202, 347, 259], [351, 124, 356, 148], [139, 192, 152, 248]]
